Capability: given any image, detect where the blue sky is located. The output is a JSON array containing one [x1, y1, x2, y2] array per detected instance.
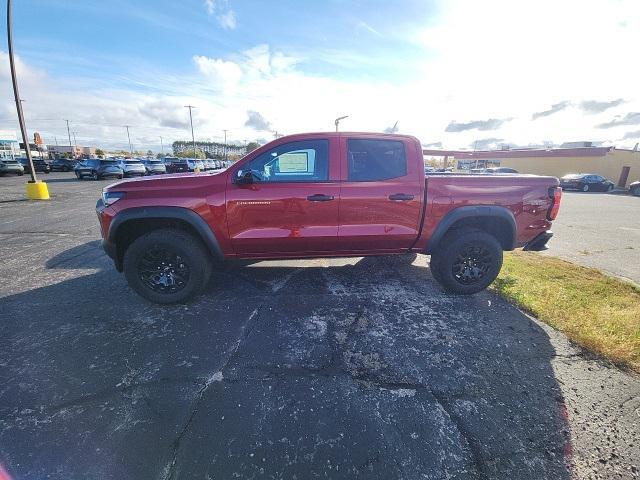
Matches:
[[1, 0, 639, 151], [16, 0, 434, 82]]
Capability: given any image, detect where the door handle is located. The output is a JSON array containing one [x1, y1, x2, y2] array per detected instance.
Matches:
[[388, 193, 414, 201], [307, 194, 335, 202]]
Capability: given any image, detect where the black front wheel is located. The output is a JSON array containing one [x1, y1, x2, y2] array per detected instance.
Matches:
[[123, 229, 213, 304], [430, 229, 503, 294]]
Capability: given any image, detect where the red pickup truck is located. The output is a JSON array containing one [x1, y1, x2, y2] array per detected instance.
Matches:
[[96, 132, 561, 303]]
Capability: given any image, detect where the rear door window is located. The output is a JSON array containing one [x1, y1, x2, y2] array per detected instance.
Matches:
[[347, 139, 407, 181]]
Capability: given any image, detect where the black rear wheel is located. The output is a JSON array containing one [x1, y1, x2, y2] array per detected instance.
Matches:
[[430, 229, 503, 294], [123, 229, 212, 304]]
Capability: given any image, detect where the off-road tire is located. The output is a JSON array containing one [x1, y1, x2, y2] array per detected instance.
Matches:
[[123, 228, 213, 304], [430, 228, 503, 294]]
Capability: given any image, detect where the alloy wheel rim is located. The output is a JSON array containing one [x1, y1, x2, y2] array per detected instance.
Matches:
[[137, 246, 190, 294], [452, 244, 493, 285]]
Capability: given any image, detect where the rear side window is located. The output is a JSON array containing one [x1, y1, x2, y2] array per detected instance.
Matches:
[[348, 139, 407, 181]]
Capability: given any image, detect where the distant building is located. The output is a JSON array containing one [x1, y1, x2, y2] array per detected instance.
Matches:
[[172, 140, 246, 157], [0, 130, 18, 160], [47, 145, 96, 158], [423, 145, 640, 188], [19, 142, 48, 158]]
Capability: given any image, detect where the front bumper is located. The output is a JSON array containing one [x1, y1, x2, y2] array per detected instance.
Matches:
[[101, 171, 123, 178], [523, 230, 553, 251], [96, 198, 122, 271]]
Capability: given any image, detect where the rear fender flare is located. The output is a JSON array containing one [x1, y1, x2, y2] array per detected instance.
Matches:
[[425, 205, 516, 254]]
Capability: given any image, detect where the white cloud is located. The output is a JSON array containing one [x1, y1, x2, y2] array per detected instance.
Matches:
[[193, 55, 243, 91], [204, 0, 215, 16], [203, 0, 236, 30], [411, 0, 640, 147], [217, 10, 236, 30], [356, 21, 382, 37]]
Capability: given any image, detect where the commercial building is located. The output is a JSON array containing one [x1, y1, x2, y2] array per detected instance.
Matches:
[[47, 145, 97, 158], [0, 130, 18, 160], [423, 143, 640, 188]]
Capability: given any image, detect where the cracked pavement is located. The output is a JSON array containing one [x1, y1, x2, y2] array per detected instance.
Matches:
[[0, 173, 639, 479]]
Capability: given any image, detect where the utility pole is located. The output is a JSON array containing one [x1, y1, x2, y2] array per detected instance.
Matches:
[[54, 136, 58, 146], [72, 131, 78, 150], [64, 119, 72, 157], [184, 105, 197, 156], [7, 0, 37, 184], [124, 125, 133, 156], [334, 115, 349, 132], [223, 129, 228, 161], [159, 136, 164, 155]]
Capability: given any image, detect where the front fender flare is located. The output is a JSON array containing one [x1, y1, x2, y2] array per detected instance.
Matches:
[[108, 206, 223, 265]]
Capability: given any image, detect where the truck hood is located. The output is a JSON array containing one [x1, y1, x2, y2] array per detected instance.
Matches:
[[104, 170, 227, 193]]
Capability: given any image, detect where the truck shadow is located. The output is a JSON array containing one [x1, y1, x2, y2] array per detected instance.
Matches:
[[2, 241, 572, 479]]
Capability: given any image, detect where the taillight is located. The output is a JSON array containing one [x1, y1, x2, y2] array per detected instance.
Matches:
[[547, 186, 562, 220]]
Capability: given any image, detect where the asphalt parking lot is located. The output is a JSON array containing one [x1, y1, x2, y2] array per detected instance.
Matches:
[[1, 172, 639, 479], [546, 191, 640, 285]]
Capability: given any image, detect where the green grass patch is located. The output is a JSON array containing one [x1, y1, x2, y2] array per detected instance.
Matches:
[[492, 251, 640, 372]]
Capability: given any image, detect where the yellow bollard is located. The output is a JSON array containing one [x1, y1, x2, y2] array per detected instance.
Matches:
[[25, 180, 50, 200], [194, 167, 201, 173]]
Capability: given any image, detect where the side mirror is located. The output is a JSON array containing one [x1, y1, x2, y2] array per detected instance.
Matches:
[[235, 170, 254, 185]]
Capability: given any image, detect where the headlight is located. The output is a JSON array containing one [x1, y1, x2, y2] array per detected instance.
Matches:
[[102, 191, 125, 206]]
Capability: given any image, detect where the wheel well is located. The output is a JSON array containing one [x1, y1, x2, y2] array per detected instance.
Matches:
[[114, 218, 207, 269], [442, 216, 514, 250]]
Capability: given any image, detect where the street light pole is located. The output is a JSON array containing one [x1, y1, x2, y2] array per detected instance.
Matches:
[[7, 0, 37, 183], [125, 125, 133, 156], [184, 105, 197, 156], [223, 129, 228, 161], [334, 115, 349, 132], [64, 119, 73, 157]]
